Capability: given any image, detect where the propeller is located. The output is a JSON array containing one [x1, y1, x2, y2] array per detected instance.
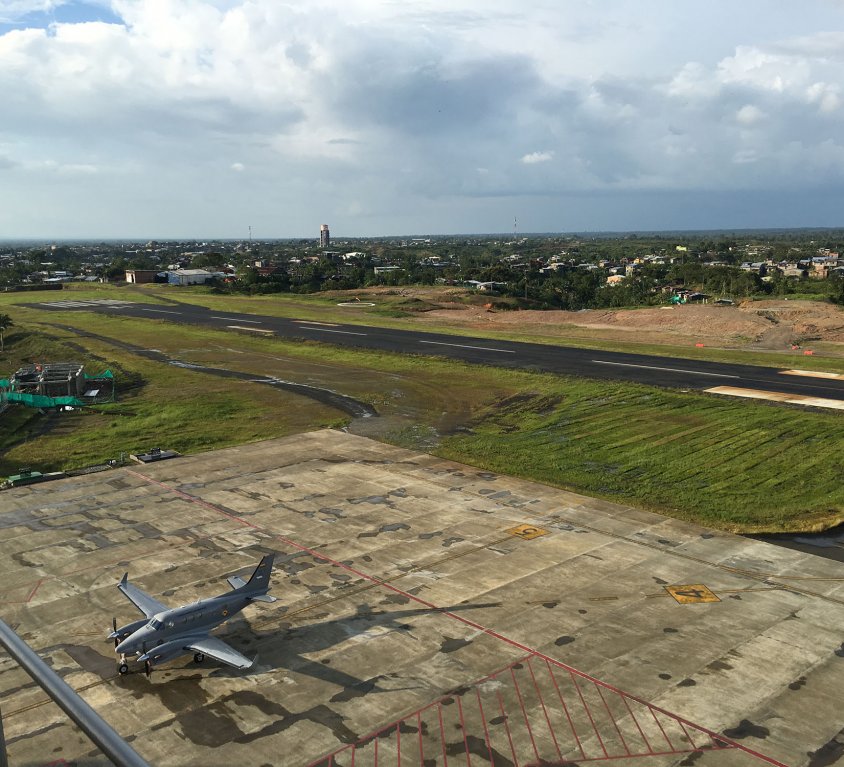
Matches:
[[112, 617, 120, 648], [142, 641, 152, 678]]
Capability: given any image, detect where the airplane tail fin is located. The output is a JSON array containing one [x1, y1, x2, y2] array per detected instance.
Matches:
[[232, 553, 276, 601]]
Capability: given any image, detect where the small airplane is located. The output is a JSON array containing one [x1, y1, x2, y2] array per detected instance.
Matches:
[[109, 553, 276, 677]]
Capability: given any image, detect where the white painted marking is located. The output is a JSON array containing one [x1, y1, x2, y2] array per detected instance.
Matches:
[[591, 360, 739, 379], [211, 316, 261, 323], [295, 320, 340, 327], [140, 308, 181, 315], [780, 369, 844, 380], [303, 327, 368, 336], [419, 340, 516, 354], [226, 325, 274, 334], [706, 386, 844, 410]]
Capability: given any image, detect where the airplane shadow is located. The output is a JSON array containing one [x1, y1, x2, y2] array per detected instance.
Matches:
[[207, 600, 502, 696]]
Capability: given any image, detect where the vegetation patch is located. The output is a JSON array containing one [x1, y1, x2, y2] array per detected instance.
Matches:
[[1, 309, 842, 534], [437, 380, 844, 533]]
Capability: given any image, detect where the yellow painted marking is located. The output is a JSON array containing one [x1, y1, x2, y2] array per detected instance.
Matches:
[[706, 386, 844, 411], [666, 584, 721, 604], [226, 325, 275, 334], [506, 524, 549, 540], [780, 369, 844, 380]]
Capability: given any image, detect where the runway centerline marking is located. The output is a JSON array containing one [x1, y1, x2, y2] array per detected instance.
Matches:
[[303, 327, 368, 336], [420, 340, 516, 354], [139, 308, 181, 315], [226, 325, 274, 334], [210, 316, 261, 323], [591, 359, 740, 379], [295, 320, 340, 327]]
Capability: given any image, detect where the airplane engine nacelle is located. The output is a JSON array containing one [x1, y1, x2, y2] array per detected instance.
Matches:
[[113, 618, 148, 639], [139, 638, 201, 666]]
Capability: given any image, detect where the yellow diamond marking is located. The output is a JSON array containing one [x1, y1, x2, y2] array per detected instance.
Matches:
[[666, 584, 721, 604], [506, 524, 549, 540]]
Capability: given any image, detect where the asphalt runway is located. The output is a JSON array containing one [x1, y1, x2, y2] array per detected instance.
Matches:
[[33, 298, 844, 403]]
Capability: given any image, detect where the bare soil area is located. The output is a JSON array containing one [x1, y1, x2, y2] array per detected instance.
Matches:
[[336, 287, 844, 353]]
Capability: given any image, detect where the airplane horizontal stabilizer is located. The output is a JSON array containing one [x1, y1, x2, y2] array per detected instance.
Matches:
[[227, 575, 247, 590], [249, 594, 277, 603]]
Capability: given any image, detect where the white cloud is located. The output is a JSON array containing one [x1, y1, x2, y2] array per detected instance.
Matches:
[[736, 104, 765, 125], [521, 151, 554, 165], [1, 0, 844, 236]]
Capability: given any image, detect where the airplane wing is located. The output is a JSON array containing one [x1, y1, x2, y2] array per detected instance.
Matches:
[[186, 636, 254, 670], [118, 573, 168, 618]]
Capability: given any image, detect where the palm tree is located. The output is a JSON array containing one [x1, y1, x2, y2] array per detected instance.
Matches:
[[0, 313, 12, 352]]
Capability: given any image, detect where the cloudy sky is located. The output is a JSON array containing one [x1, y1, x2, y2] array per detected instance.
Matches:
[[2, 0, 844, 238]]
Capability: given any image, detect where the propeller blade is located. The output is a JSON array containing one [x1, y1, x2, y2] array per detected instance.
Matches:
[[144, 660, 152, 678], [112, 617, 120, 648]]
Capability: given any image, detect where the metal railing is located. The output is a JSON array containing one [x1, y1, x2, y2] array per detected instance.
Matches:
[[0, 619, 149, 767]]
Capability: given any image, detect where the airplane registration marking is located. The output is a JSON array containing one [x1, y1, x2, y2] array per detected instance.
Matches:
[[666, 584, 721, 604], [506, 524, 549, 540]]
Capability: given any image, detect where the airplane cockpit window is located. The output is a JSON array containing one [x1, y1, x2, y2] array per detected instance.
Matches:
[[150, 618, 164, 630]]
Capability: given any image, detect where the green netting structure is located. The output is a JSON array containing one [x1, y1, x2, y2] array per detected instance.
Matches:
[[5, 392, 85, 407], [1, 369, 114, 408]]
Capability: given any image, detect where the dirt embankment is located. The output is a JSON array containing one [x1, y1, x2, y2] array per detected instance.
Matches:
[[326, 286, 844, 352], [356, 291, 841, 351]]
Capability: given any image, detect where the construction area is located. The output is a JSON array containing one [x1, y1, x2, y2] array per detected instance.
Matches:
[[1, 362, 114, 409], [1, 430, 843, 766]]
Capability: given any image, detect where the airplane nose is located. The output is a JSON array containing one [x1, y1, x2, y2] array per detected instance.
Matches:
[[115, 637, 131, 654]]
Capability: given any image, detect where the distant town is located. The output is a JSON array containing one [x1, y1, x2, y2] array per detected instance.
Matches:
[[2, 227, 843, 309]]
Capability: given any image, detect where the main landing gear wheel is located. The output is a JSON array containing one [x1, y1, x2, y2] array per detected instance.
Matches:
[[193, 652, 205, 664], [118, 662, 130, 675]]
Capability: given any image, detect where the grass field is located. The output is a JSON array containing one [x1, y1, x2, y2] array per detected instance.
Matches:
[[437, 380, 844, 533], [1, 295, 842, 533]]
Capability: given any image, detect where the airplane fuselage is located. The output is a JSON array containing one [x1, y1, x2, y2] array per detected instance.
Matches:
[[116, 593, 251, 657]]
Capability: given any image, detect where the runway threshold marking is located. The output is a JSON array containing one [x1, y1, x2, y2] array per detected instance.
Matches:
[[591, 359, 740, 379], [210, 316, 261, 323], [420, 340, 516, 353], [706, 385, 844, 410], [122, 469, 786, 767], [780, 369, 844, 380]]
